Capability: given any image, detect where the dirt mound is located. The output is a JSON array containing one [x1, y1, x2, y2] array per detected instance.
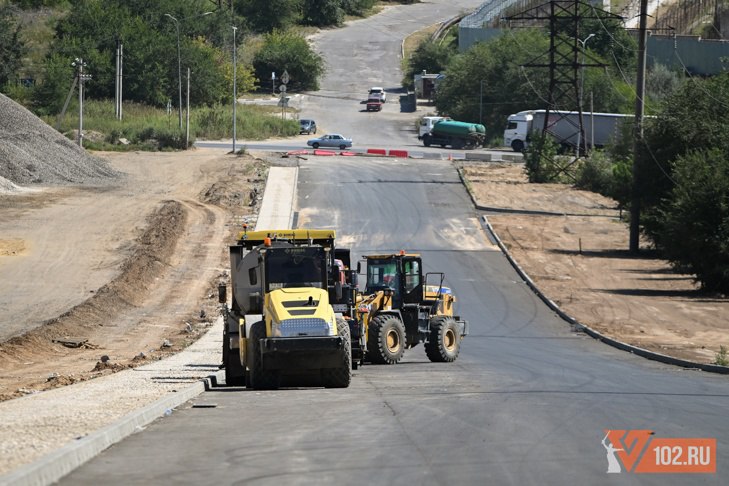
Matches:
[[0, 93, 121, 186], [0, 200, 188, 399]]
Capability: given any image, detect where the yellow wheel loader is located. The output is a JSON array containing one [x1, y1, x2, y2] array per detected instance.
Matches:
[[219, 228, 352, 389], [355, 252, 468, 364]]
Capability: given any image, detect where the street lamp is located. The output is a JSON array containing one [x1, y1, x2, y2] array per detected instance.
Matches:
[[165, 11, 213, 130], [232, 25, 237, 154], [576, 33, 596, 156]]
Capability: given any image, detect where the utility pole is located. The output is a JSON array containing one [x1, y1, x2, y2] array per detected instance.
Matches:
[[576, 33, 595, 157], [186, 67, 190, 149], [168, 15, 183, 129], [115, 39, 123, 121], [72, 58, 89, 147], [165, 12, 213, 131], [630, 0, 649, 253], [479, 79, 484, 125], [232, 25, 237, 154]]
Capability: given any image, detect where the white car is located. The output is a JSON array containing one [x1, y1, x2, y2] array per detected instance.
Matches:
[[369, 87, 386, 103], [307, 134, 353, 149]]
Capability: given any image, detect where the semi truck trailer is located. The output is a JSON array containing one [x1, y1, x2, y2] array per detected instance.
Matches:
[[503, 110, 633, 152]]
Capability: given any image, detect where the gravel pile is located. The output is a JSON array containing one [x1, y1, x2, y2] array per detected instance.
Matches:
[[0, 175, 20, 193], [0, 93, 121, 187]]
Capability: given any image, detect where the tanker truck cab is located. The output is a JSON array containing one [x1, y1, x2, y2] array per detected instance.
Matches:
[[503, 111, 533, 152], [221, 229, 352, 389], [418, 116, 449, 139]]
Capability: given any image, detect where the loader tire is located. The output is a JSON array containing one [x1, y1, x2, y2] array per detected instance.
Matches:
[[321, 317, 352, 388], [367, 315, 406, 364], [247, 321, 281, 390], [425, 316, 461, 363]]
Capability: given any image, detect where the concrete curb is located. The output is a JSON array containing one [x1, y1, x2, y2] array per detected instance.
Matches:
[[457, 168, 729, 375], [2, 371, 224, 486]]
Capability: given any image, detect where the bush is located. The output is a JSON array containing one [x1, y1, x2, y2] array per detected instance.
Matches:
[[524, 133, 559, 183], [575, 151, 613, 194], [657, 148, 729, 293]]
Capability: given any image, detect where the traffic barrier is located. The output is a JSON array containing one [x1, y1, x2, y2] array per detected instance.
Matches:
[[313, 149, 336, 156], [286, 150, 310, 156], [388, 149, 408, 158], [367, 148, 387, 156], [340, 151, 357, 156]]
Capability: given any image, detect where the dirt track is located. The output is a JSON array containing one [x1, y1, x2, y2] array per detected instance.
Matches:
[[0, 149, 267, 401]]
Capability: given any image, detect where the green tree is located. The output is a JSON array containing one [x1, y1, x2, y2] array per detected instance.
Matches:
[[34, 0, 230, 109], [402, 40, 452, 89], [341, 0, 376, 16], [646, 63, 685, 104], [657, 148, 729, 293], [252, 30, 323, 92], [239, 0, 302, 33], [302, 0, 343, 27], [435, 29, 551, 140], [639, 72, 729, 245], [31, 52, 74, 115], [0, 5, 26, 87]]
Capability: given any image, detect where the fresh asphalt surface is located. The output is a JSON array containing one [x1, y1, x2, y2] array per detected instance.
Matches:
[[61, 2, 728, 484], [62, 157, 729, 485]]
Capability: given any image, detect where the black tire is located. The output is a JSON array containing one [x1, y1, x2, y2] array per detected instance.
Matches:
[[453, 139, 465, 150], [424, 316, 461, 363], [423, 135, 431, 147], [312, 142, 320, 149], [321, 317, 352, 388], [339, 144, 347, 150], [247, 321, 281, 389], [511, 140, 524, 153], [313, 127, 317, 134], [223, 339, 246, 386], [367, 315, 406, 364]]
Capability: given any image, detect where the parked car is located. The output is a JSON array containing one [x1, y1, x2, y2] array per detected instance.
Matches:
[[307, 134, 353, 150], [299, 119, 317, 135]]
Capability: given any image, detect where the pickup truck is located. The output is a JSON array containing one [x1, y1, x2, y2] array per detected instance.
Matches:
[[368, 87, 386, 103]]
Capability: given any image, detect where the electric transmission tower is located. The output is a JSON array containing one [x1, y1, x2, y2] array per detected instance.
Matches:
[[504, 1, 621, 177]]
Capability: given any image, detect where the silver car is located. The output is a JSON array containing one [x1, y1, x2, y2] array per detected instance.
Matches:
[[307, 134, 353, 150], [299, 119, 317, 135]]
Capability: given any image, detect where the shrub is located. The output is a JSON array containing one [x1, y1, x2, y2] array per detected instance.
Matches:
[[575, 150, 613, 194], [657, 148, 729, 293], [524, 133, 560, 183]]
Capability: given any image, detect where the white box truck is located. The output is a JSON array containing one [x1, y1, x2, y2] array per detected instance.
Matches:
[[503, 110, 633, 152]]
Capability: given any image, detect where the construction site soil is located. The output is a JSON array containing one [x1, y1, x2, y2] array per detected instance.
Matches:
[[0, 149, 268, 401]]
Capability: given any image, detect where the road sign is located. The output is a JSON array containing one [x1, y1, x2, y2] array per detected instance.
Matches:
[[281, 70, 289, 85]]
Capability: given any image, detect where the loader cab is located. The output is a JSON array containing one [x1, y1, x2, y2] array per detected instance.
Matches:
[[364, 255, 424, 307]]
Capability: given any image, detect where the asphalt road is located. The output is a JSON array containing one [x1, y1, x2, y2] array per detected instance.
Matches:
[[62, 156, 729, 485], [60, 2, 729, 484]]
